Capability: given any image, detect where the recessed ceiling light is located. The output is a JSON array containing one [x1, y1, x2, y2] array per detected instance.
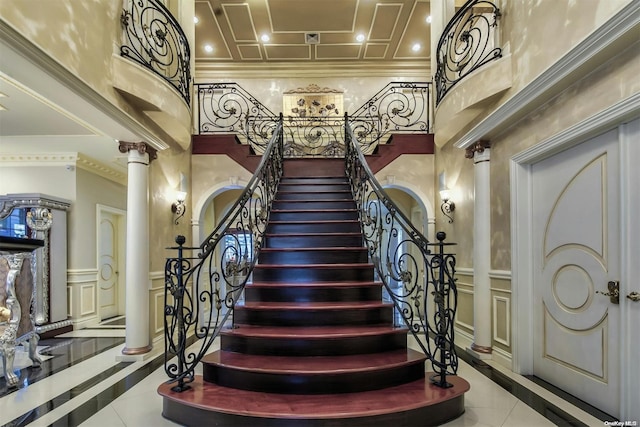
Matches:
[[204, 44, 214, 53], [412, 43, 421, 52], [426, 15, 432, 24], [356, 34, 365, 43], [261, 34, 270, 42], [194, 16, 199, 24]]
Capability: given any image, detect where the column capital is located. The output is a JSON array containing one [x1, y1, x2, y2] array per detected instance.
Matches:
[[465, 140, 491, 160], [118, 141, 158, 163]]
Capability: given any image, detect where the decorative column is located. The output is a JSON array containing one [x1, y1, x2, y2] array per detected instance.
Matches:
[[26, 207, 52, 325], [118, 141, 157, 358], [466, 141, 492, 359]]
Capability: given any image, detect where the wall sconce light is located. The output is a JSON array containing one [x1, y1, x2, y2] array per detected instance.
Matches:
[[172, 191, 187, 225], [440, 189, 455, 223]]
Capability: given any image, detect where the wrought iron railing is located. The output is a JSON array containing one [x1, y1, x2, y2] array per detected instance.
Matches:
[[350, 82, 431, 154], [345, 120, 459, 387], [196, 82, 432, 157], [163, 118, 284, 391], [120, 0, 191, 105], [435, 0, 502, 105], [196, 83, 279, 153]]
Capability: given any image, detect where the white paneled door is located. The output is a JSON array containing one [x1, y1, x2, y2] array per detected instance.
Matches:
[[99, 209, 123, 321], [531, 128, 620, 417]]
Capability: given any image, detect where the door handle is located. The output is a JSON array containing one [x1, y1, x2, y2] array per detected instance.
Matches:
[[596, 281, 619, 304], [627, 292, 640, 302]]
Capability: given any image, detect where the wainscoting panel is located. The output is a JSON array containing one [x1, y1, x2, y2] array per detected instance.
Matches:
[[67, 269, 99, 328], [455, 268, 474, 335], [150, 271, 165, 338]]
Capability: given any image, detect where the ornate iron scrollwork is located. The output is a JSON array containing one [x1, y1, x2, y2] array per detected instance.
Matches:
[[345, 121, 459, 387], [120, 0, 191, 105], [435, 0, 502, 105], [163, 118, 284, 391]]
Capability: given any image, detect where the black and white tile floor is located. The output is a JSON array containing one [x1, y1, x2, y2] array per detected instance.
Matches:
[[0, 330, 611, 426]]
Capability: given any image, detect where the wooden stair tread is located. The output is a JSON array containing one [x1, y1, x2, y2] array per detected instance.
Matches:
[[271, 209, 357, 212], [159, 375, 469, 419], [255, 263, 373, 268], [268, 220, 359, 224], [260, 247, 367, 252], [265, 232, 361, 236], [202, 349, 426, 373], [248, 281, 381, 288], [221, 325, 407, 338], [236, 301, 392, 309]]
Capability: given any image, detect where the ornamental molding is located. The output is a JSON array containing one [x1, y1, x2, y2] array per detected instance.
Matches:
[[0, 152, 127, 185], [465, 140, 491, 159], [283, 83, 343, 94], [118, 141, 158, 162]]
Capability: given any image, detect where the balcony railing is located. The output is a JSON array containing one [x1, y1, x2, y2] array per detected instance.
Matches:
[[196, 82, 431, 157], [120, 0, 191, 105], [435, 0, 502, 105]]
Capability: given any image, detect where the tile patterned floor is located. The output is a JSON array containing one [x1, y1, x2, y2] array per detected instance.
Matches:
[[0, 328, 614, 427]]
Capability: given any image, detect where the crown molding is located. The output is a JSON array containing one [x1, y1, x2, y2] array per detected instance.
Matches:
[[195, 59, 431, 80], [0, 152, 127, 185]]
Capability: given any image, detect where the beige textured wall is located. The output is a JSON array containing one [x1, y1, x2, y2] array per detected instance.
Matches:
[[72, 168, 127, 269], [502, 0, 630, 91], [0, 0, 191, 149], [149, 147, 192, 271]]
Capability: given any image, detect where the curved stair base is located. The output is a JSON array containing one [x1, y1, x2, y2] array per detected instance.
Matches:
[[159, 374, 470, 427]]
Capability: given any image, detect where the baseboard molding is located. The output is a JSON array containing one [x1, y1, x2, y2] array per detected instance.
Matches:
[[72, 315, 99, 330]]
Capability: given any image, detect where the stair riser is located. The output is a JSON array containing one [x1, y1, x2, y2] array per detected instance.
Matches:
[[270, 211, 358, 221], [266, 222, 361, 234], [276, 192, 352, 200], [258, 249, 368, 264], [253, 266, 374, 283], [264, 234, 363, 248], [220, 332, 407, 356], [272, 200, 356, 210], [244, 286, 382, 303], [278, 184, 351, 192], [280, 178, 348, 185], [234, 306, 393, 327], [203, 363, 425, 394]]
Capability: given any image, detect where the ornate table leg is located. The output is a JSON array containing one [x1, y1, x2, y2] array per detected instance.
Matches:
[[1, 254, 24, 387]]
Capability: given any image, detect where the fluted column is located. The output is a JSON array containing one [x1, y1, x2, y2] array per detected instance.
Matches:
[[466, 141, 492, 359], [118, 141, 157, 357]]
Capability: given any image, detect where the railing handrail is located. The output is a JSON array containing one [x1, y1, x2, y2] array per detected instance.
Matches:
[[345, 119, 459, 387], [434, 0, 502, 105], [164, 116, 284, 391], [120, 0, 191, 106], [196, 82, 431, 157]]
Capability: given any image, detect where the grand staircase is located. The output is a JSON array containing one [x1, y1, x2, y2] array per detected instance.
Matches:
[[159, 158, 469, 426]]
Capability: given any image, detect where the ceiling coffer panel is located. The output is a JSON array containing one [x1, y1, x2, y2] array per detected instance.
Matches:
[[238, 44, 263, 60], [394, 1, 431, 59], [195, 1, 233, 59], [265, 44, 312, 60], [369, 3, 402, 41], [268, 0, 358, 32], [223, 4, 258, 42], [364, 43, 388, 59], [316, 44, 362, 60]]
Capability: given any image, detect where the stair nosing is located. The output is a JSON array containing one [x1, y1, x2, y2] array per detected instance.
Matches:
[[202, 349, 427, 374]]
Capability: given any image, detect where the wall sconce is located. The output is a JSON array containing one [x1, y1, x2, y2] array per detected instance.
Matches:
[[440, 189, 455, 223], [172, 191, 187, 225]]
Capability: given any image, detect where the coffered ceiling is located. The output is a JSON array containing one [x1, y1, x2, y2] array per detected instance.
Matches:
[[194, 0, 434, 76]]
